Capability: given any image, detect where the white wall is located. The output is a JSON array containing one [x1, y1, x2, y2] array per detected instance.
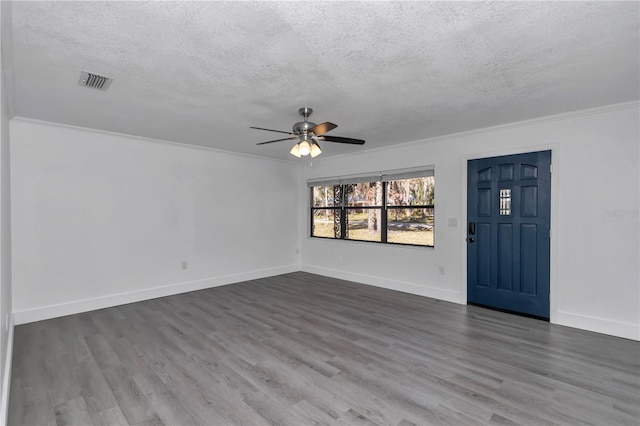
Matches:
[[7, 103, 639, 343], [0, 1, 13, 421], [300, 103, 639, 341], [11, 119, 301, 323]]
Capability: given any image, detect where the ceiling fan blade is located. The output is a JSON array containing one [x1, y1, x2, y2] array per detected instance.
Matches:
[[320, 135, 365, 145], [250, 126, 292, 135], [256, 136, 297, 145], [309, 122, 337, 136]]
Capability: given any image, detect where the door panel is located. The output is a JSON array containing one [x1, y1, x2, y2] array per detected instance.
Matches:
[[476, 223, 491, 287], [498, 223, 513, 291], [467, 151, 551, 319], [478, 189, 492, 216]]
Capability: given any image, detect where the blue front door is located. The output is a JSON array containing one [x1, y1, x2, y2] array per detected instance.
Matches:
[[467, 151, 551, 319]]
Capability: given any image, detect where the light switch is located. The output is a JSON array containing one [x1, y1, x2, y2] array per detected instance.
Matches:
[[448, 218, 458, 227]]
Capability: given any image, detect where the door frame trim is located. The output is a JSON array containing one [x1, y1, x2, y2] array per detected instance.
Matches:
[[460, 144, 560, 324]]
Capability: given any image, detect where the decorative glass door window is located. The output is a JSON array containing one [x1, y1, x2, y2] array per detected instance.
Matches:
[[499, 189, 511, 215]]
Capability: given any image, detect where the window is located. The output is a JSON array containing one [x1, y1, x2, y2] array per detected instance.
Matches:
[[346, 181, 383, 242], [309, 169, 434, 247], [386, 177, 434, 246], [311, 185, 340, 239]]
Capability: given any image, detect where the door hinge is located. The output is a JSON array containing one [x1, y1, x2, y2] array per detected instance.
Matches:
[[550, 163, 553, 174], [549, 229, 552, 238]]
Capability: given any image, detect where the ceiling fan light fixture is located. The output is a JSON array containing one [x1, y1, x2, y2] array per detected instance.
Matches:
[[310, 142, 322, 158], [299, 139, 311, 156], [290, 143, 302, 158]]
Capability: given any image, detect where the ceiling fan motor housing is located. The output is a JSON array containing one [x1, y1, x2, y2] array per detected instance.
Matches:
[[293, 120, 316, 134]]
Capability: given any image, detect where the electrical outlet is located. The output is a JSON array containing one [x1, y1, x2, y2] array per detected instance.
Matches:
[[181, 261, 188, 270], [447, 218, 458, 227], [438, 266, 445, 275]]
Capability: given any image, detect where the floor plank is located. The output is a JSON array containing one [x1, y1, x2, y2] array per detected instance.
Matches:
[[8, 272, 640, 425]]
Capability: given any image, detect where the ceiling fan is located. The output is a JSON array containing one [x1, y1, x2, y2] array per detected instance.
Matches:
[[251, 107, 365, 158]]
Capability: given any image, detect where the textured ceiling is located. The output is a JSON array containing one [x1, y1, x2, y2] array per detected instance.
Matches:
[[6, 1, 640, 160]]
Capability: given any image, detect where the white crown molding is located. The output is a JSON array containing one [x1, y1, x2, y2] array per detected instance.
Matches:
[[10, 116, 298, 164], [305, 100, 640, 164]]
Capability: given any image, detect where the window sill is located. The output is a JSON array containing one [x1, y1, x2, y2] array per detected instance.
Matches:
[[307, 236, 434, 250]]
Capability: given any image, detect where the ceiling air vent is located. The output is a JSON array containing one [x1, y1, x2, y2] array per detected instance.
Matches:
[[78, 71, 113, 91]]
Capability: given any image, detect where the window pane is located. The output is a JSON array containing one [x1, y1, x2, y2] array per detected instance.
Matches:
[[313, 186, 338, 208], [312, 209, 340, 238], [346, 182, 382, 207], [346, 209, 381, 242], [387, 177, 435, 206], [387, 208, 434, 246], [499, 189, 511, 216]]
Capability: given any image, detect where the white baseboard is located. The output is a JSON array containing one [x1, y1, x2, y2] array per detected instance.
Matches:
[[13, 265, 300, 325], [0, 315, 14, 426], [556, 310, 639, 341], [301, 264, 461, 304]]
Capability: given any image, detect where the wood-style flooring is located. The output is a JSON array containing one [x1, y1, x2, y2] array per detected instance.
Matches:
[[8, 272, 640, 425]]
